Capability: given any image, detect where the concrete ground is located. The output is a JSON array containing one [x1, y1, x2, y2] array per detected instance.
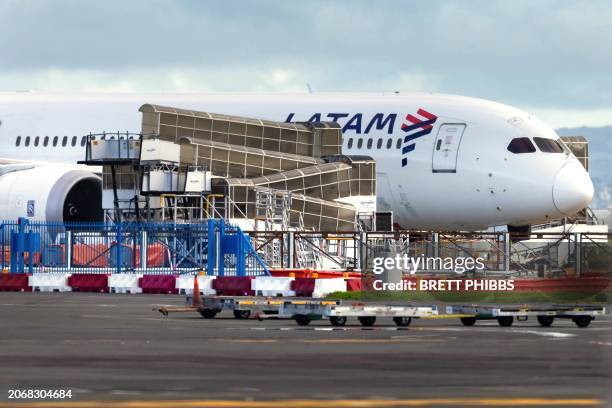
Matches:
[[0, 292, 610, 407]]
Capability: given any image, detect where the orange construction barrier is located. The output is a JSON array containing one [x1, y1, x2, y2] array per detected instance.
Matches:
[[72, 243, 109, 267]]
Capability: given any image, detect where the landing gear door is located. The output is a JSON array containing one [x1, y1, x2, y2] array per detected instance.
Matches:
[[432, 124, 466, 173]]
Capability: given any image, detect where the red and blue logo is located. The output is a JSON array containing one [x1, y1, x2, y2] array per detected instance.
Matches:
[[401, 109, 438, 167]]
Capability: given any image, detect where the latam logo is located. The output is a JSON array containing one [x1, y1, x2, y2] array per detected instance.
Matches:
[[285, 112, 397, 134], [401, 109, 438, 167]]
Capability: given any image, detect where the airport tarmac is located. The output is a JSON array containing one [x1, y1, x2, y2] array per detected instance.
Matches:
[[0, 293, 610, 407]]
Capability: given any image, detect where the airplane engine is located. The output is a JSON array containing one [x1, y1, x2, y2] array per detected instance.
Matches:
[[0, 166, 103, 223]]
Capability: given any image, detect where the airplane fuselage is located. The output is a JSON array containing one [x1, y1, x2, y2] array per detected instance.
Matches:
[[0, 92, 593, 229]]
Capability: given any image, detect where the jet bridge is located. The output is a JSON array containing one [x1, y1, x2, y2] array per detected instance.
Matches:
[[139, 104, 342, 158], [80, 105, 377, 230]]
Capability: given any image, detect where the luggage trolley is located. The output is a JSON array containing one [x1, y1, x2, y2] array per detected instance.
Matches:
[[280, 300, 439, 327], [197, 296, 285, 319], [446, 304, 606, 328]]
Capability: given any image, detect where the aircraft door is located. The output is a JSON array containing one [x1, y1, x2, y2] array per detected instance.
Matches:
[[432, 124, 466, 173]]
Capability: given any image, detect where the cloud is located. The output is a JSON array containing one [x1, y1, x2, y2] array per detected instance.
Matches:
[[0, 0, 611, 123], [523, 107, 612, 129], [0, 65, 438, 94]]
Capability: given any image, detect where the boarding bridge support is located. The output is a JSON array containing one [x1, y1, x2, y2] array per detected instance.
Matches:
[[504, 232, 511, 272], [575, 233, 582, 278]]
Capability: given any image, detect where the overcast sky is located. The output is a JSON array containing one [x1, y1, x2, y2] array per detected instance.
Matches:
[[1, 0, 611, 128]]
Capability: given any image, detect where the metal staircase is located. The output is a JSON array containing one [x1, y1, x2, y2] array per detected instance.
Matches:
[[255, 188, 291, 231], [294, 212, 323, 269], [254, 189, 292, 267]]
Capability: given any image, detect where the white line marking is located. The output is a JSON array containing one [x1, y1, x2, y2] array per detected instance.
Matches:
[[589, 341, 612, 346], [511, 330, 575, 338]]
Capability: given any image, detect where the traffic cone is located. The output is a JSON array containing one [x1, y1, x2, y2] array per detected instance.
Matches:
[[191, 275, 202, 308]]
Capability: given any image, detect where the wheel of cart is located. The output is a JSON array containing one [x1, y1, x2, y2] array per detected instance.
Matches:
[[329, 316, 347, 326], [199, 308, 218, 319], [537, 315, 554, 327], [358, 316, 376, 327], [460, 317, 477, 326], [572, 315, 593, 328], [496, 316, 514, 327], [233, 310, 251, 319], [295, 314, 312, 326], [392, 316, 412, 327]]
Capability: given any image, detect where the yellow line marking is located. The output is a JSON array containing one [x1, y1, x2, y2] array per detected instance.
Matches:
[[0, 398, 602, 407], [215, 339, 279, 343], [297, 338, 447, 344]]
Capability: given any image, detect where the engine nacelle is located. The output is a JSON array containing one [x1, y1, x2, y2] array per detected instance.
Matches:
[[0, 166, 102, 223]]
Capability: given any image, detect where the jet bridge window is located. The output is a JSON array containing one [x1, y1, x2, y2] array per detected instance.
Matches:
[[507, 137, 536, 154], [533, 137, 564, 153]]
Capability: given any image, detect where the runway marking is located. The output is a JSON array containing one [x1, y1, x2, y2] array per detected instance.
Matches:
[[228, 327, 412, 331], [216, 339, 280, 343], [0, 397, 603, 407], [296, 338, 447, 344], [589, 340, 612, 346], [510, 330, 575, 338]]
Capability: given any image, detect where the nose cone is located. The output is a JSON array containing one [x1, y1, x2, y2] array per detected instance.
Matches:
[[552, 161, 594, 215]]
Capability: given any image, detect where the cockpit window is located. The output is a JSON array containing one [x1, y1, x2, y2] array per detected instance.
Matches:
[[533, 137, 564, 153], [507, 137, 536, 154]]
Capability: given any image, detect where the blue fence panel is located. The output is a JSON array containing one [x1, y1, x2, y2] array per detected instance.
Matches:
[[0, 219, 269, 276]]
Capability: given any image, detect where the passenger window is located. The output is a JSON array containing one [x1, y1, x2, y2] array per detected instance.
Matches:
[[15, 136, 21, 147], [53, 136, 58, 147], [25, 136, 30, 146], [357, 139, 363, 149], [533, 137, 564, 153], [62, 136, 67, 147], [71, 136, 77, 146], [43, 136, 49, 146], [367, 139, 373, 149], [347, 138, 353, 149], [377, 138, 383, 149], [34, 136, 40, 147], [436, 139, 442, 151], [396, 138, 402, 149], [81, 136, 87, 146], [507, 137, 536, 154], [386, 138, 392, 149]]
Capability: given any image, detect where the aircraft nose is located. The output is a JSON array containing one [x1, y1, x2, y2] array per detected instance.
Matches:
[[552, 161, 594, 215]]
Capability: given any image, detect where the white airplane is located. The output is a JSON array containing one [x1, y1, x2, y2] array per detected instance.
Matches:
[[0, 91, 593, 231]]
